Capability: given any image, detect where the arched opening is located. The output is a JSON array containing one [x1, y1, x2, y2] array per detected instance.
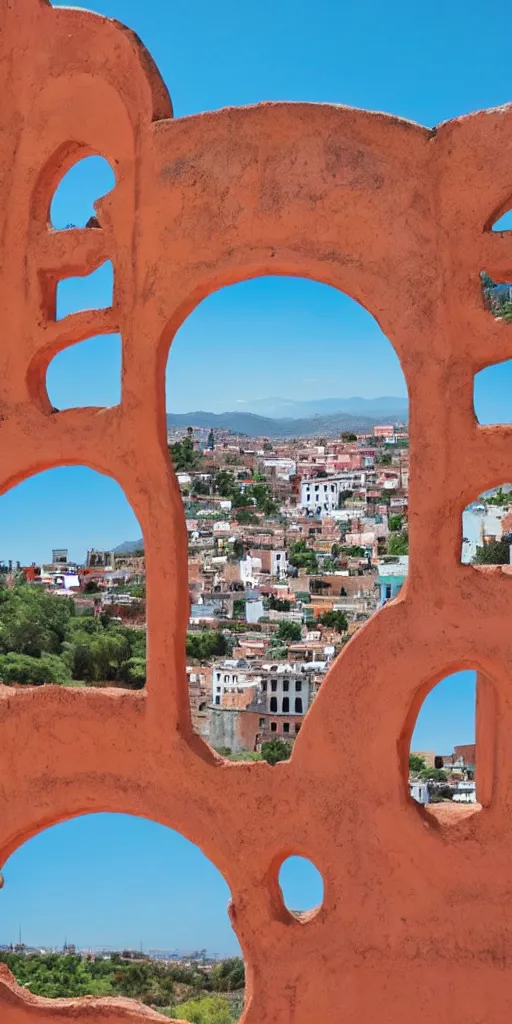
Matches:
[[278, 855, 324, 917], [50, 156, 115, 230], [0, 468, 145, 688], [166, 276, 408, 764], [462, 485, 512, 567], [56, 260, 113, 320], [481, 270, 512, 329], [0, 814, 244, 1021], [474, 358, 512, 426], [46, 333, 121, 409], [408, 669, 495, 814]]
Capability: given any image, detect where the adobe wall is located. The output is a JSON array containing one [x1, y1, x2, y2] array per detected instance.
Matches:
[[1, 1, 512, 1022]]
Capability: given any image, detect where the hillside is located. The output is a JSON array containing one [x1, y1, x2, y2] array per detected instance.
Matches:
[[166, 408, 406, 438]]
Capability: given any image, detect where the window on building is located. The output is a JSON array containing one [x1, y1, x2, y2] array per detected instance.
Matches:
[[385, 585, 392, 600], [283, 722, 290, 733], [261, 680, 267, 691], [295, 697, 303, 713], [271, 722, 277, 732], [259, 718, 265, 727], [282, 697, 289, 713], [295, 680, 302, 692], [271, 680, 277, 692], [224, 675, 229, 683], [216, 686, 221, 692], [270, 696, 278, 712], [283, 680, 289, 692], [216, 673, 221, 682], [295, 723, 301, 734], [215, 695, 220, 705]]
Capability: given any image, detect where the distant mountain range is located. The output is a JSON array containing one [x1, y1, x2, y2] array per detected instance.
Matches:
[[166, 396, 407, 439], [232, 395, 408, 419]]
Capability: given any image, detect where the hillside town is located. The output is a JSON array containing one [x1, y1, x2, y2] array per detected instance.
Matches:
[[2, 419, 508, 790]]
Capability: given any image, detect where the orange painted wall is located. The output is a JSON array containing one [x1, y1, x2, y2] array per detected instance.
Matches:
[[0, 1, 510, 1022]]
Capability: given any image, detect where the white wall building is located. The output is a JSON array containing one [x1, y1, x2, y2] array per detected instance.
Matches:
[[270, 549, 288, 578], [240, 555, 263, 585], [300, 472, 374, 513]]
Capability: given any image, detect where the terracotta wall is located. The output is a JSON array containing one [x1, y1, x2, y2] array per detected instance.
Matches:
[[0, 1, 511, 1022]]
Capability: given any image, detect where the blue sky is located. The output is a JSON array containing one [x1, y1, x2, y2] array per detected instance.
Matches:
[[0, 819, 323, 952], [0, 0, 502, 953]]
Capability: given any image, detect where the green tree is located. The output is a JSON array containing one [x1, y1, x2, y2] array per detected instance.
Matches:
[[339, 489, 353, 504], [193, 479, 210, 496], [341, 432, 357, 442], [420, 767, 447, 782], [169, 429, 202, 472], [317, 610, 348, 633], [486, 487, 511, 506], [186, 631, 228, 661], [214, 470, 236, 497], [341, 545, 365, 557], [268, 595, 291, 612], [261, 738, 293, 765], [375, 452, 392, 465], [231, 539, 244, 560], [288, 540, 318, 574], [388, 514, 404, 532], [473, 539, 510, 564], [409, 754, 426, 773], [0, 652, 71, 685], [171, 995, 233, 1023], [387, 533, 409, 556], [235, 508, 258, 525], [209, 958, 245, 992], [276, 620, 302, 642], [232, 598, 246, 619], [207, 429, 215, 450]]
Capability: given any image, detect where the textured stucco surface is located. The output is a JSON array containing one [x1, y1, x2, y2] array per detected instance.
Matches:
[[1, 0, 512, 1022]]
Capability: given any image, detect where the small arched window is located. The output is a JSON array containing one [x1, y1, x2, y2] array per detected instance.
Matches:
[[282, 697, 289, 713], [295, 697, 303, 713], [270, 696, 278, 713]]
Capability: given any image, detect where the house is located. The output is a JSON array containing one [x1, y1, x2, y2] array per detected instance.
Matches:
[[377, 555, 409, 605]]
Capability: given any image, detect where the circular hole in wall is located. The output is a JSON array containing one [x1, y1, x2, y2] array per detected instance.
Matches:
[[278, 855, 324, 916]]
